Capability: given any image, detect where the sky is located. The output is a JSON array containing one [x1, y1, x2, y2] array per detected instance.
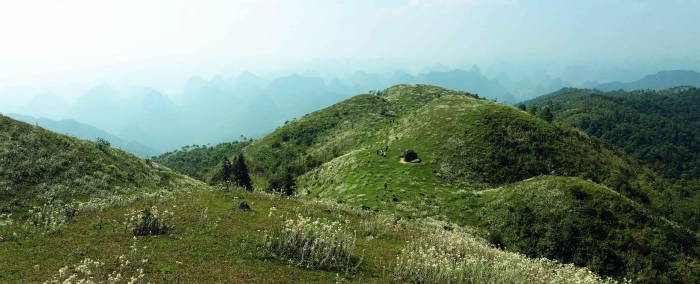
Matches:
[[1, 0, 699, 97]]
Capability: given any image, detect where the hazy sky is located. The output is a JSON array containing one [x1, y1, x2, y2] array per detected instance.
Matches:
[[1, 0, 699, 96]]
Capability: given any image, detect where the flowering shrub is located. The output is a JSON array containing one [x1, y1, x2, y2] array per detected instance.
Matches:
[[23, 206, 67, 237], [123, 205, 174, 236], [359, 214, 406, 239], [394, 227, 620, 284], [43, 239, 149, 284], [262, 214, 361, 273], [0, 213, 12, 226], [193, 207, 220, 236]]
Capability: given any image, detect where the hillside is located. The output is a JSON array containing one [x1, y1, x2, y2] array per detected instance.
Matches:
[[0, 114, 197, 214], [152, 139, 251, 182], [244, 84, 654, 198], [6, 113, 160, 158], [480, 176, 699, 283], [231, 84, 699, 282], [526, 87, 700, 180], [111, 84, 700, 282], [0, 113, 617, 284]]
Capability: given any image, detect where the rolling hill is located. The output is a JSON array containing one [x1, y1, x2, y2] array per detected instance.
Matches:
[[0, 112, 619, 284], [159, 84, 700, 282], [5, 113, 160, 158], [0, 113, 195, 214]]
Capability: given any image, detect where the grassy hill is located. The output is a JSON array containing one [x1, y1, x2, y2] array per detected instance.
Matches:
[[96, 84, 700, 282], [6, 113, 160, 158], [0, 113, 617, 283], [0, 114, 198, 215], [243, 84, 656, 208], [232, 84, 699, 282]]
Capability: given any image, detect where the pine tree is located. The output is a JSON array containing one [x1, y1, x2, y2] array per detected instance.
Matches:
[[221, 157, 233, 182], [539, 106, 554, 123], [232, 154, 252, 191]]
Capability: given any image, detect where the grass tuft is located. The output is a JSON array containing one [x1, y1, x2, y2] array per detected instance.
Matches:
[[261, 213, 362, 273], [124, 205, 174, 236]]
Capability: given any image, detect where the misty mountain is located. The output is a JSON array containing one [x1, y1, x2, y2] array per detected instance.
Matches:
[[119, 88, 188, 152], [18, 93, 69, 120], [494, 70, 574, 102], [65, 83, 125, 134], [342, 70, 385, 91], [6, 113, 159, 157], [386, 70, 418, 87], [417, 68, 517, 103], [266, 75, 347, 118], [0, 86, 29, 114], [593, 70, 700, 92], [28, 68, 700, 155], [228, 71, 267, 90]]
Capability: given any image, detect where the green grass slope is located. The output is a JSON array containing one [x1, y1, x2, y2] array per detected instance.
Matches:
[[260, 85, 657, 217], [480, 176, 700, 283], [0, 114, 198, 214], [0, 187, 617, 283], [524, 87, 700, 233], [235, 84, 700, 282], [241, 85, 472, 191]]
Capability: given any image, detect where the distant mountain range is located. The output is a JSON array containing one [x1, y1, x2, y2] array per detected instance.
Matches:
[[592, 70, 700, 91], [10, 68, 700, 154], [6, 113, 160, 158]]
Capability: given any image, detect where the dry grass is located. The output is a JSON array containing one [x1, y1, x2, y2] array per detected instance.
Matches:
[[261, 213, 362, 273], [394, 225, 621, 284]]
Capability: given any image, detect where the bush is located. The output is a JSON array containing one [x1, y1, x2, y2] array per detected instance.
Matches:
[[261, 214, 361, 273], [42, 239, 149, 284], [95, 137, 110, 151], [124, 205, 174, 236]]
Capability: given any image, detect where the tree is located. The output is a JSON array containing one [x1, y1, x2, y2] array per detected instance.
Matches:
[[517, 104, 527, 111], [95, 137, 110, 151], [232, 154, 252, 191], [268, 166, 296, 196], [528, 105, 539, 117], [221, 157, 232, 182], [539, 106, 554, 122]]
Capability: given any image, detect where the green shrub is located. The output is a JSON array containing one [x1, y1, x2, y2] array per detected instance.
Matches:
[[95, 137, 110, 151], [124, 206, 174, 236]]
